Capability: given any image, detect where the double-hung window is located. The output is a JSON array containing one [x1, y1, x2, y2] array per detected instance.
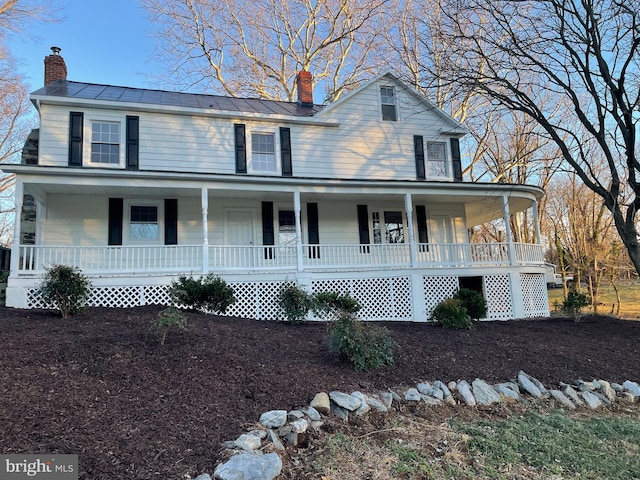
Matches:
[[426, 141, 448, 177], [251, 133, 276, 172], [91, 121, 120, 164], [380, 87, 397, 121], [278, 210, 296, 246]]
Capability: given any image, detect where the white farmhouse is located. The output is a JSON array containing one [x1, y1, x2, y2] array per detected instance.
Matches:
[[3, 48, 549, 320]]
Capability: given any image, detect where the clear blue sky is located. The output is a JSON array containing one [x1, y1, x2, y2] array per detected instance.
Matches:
[[7, 0, 159, 91]]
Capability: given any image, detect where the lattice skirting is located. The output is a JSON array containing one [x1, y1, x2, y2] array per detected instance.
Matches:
[[520, 273, 550, 317], [23, 271, 550, 321]]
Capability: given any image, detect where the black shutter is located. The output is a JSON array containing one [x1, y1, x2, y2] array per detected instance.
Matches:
[[69, 112, 83, 166], [126, 116, 139, 170], [416, 205, 429, 252], [164, 199, 178, 245], [280, 127, 292, 177], [451, 138, 463, 182], [307, 202, 319, 259], [357, 204, 370, 253], [414, 135, 425, 179], [108, 198, 123, 246], [235, 124, 247, 174], [262, 201, 274, 259]]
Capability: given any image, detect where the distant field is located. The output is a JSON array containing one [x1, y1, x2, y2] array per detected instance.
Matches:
[[548, 282, 640, 319]]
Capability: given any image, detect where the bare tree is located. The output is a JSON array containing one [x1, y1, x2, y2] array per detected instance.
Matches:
[[434, 0, 640, 276], [141, 0, 389, 102], [0, 1, 62, 245]]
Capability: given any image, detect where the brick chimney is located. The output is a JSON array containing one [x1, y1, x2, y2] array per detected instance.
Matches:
[[44, 46, 67, 86], [296, 70, 313, 107]]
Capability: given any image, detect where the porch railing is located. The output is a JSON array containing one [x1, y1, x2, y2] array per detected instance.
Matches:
[[14, 242, 545, 275]]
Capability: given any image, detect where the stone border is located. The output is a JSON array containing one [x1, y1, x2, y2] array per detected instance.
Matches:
[[193, 371, 640, 480]]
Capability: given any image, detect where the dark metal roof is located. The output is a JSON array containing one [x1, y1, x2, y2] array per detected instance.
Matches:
[[32, 80, 324, 117]]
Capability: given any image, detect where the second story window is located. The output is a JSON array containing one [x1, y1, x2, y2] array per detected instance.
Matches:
[[380, 86, 397, 121], [251, 133, 276, 172], [426, 141, 448, 177], [91, 121, 120, 164]]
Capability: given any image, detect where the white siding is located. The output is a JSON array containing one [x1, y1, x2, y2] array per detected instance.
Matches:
[[37, 75, 458, 181], [44, 194, 107, 245]]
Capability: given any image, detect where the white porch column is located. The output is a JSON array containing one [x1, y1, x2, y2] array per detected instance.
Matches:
[[294, 190, 304, 272], [9, 180, 23, 277], [404, 193, 417, 267], [532, 200, 542, 244], [502, 194, 517, 266], [201, 187, 209, 274]]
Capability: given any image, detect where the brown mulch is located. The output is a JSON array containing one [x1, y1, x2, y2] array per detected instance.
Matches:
[[0, 306, 639, 479]]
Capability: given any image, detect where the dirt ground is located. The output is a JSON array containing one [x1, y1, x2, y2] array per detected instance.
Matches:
[[0, 306, 638, 479]]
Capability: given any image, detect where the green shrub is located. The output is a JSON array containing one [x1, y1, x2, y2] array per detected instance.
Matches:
[[429, 297, 472, 329], [151, 307, 188, 345], [453, 288, 488, 320], [169, 274, 235, 314], [312, 291, 361, 319], [329, 313, 394, 372], [562, 290, 591, 322], [38, 264, 92, 318], [278, 284, 313, 324]]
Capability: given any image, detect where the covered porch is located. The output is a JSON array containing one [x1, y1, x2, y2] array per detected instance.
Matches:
[[6, 167, 548, 319]]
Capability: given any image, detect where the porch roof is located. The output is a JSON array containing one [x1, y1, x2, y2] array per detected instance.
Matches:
[[5, 164, 543, 223]]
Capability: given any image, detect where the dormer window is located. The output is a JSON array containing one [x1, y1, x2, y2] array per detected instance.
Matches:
[[380, 87, 397, 121]]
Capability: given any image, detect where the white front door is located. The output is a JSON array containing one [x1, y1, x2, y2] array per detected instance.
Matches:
[[225, 210, 255, 268], [225, 210, 254, 245]]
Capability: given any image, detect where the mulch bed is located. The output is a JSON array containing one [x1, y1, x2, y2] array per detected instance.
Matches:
[[1, 306, 639, 479]]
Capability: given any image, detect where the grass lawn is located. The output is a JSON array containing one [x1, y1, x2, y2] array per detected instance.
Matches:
[[548, 282, 640, 319]]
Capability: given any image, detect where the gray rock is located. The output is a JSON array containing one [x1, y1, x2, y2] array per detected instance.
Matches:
[[287, 410, 305, 421], [519, 371, 547, 395], [378, 392, 394, 409], [472, 379, 501, 405], [213, 452, 282, 480], [310, 392, 331, 414], [221, 441, 238, 450], [581, 391, 603, 409], [447, 381, 457, 392], [290, 418, 309, 434], [267, 429, 285, 451], [593, 391, 612, 405], [431, 388, 445, 400], [517, 372, 543, 398], [404, 388, 422, 402], [598, 380, 616, 402], [456, 380, 476, 406], [620, 392, 636, 403], [329, 391, 362, 411], [417, 382, 434, 396], [550, 390, 576, 409], [259, 410, 287, 429], [577, 380, 596, 392], [365, 396, 388, 413], [623, 380, 640, 397], [421, 395, 442, 406], [247, 430, 267, 440], [562, 385, 585, 406], [611, 382, 624, 392], [330, 403, 349, 421], [355, 403, 371, 416], [195, 474, 212, 480], [235, 434, 262, 451], [433, 380, 453, 398], [303, 406, 322, 421], [390, 390, 402, 402], [495, 384, 520, 401]]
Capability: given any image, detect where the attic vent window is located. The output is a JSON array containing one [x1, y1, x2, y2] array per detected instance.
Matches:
[[380, 86, 397, 121]]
